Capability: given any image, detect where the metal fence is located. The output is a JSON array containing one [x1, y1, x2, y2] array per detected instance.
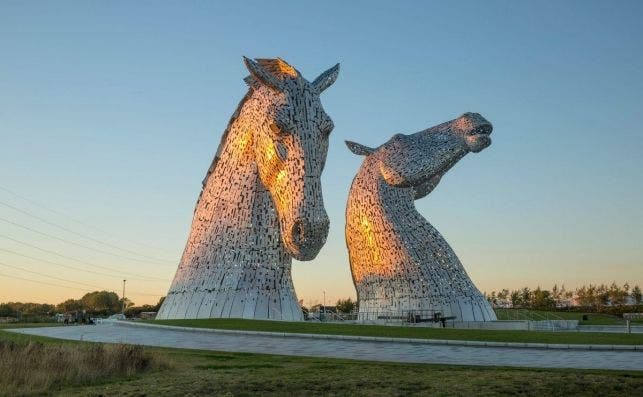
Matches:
[[307, 309, 450, 325]]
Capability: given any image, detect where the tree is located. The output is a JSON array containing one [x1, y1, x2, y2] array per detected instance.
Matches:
[[596, 284, 609, 309], [125, 304, 156, 317], [575, 285, 588, 307], [489, 291, 497, 307], [632, 285, 642, 305], [335, 298, 356, 313], [551, 284, 562, 307], [497, 289, 509, 306], [124, 297, 164, 317], [554, 284, 572, 308], [120, 297, 135, 312], [608, 282, 627, 306], [530, 287, 555, 310], [0, 303, 18, 317], [56, 299, 83, 313], [521, 287, 531, 308], [578, 285, 599, 308], [510, 290, 521, 308], [80, 291, 121, 315], [154, 296, 166, 311]]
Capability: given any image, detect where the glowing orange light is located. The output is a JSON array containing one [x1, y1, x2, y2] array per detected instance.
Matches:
[[266, 144, 276, 161], [276, 169, 287, 182], [356, 214, 381, 268], [238, 138, 248, 151], [257, 58, 298, 78]]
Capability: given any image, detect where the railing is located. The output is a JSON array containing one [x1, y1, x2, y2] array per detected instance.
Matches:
[[307, 309, 450, 325], [306, 311, 358, 322], [306, 308, 579, 331], [494, 308, 565, 321], [624, 313, 643, 333]]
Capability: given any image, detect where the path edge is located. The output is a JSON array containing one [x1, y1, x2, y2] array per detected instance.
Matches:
[[113, 320, 642, 352]]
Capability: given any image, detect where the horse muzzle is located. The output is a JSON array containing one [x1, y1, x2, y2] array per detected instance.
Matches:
[[465, 122, 493, 153], [286, 215, 330, 261]]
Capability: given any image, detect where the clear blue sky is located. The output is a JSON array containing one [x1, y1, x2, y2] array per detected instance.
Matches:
[[1, 1, 642, 305]]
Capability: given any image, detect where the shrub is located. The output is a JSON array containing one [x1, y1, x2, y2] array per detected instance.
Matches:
[[0, 339, 169, 395]]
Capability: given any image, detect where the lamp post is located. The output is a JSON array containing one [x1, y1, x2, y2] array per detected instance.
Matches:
[[121, 279, 127, 316], [323, 290, 326, 319]]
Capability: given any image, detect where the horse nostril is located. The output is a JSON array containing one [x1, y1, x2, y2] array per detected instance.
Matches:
[[469, 123, 493, 136], [291, 219, 305, 245]]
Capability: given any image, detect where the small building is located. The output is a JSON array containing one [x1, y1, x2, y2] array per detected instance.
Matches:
[[139, 311, 157, 320], [307, 305, 337, 321], [56, 310, 92, 324]]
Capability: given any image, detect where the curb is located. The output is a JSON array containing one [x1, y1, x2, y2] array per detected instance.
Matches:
[[112, 320, 642, 352]]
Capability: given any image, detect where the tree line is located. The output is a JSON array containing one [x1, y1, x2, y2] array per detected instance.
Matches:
[[486, 282, 641, 313], [317, 283, 642, 315], [3, 282, 641, 320], [0, 291, 165, 319]]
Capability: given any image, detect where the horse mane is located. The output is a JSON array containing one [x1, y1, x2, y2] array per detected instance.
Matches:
[[198, 58, 299, 206], [200, 91, 252, 190]]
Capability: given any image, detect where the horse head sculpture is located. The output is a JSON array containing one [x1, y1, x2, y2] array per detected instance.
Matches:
[[158, 58, 339, 321], [244, 57, 337, 260], [345, 112, 496, 322], [346, 112, 492, 197]]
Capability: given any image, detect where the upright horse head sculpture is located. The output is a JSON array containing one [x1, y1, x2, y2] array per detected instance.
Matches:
[[345, 112, 497, 321], [158, 58, 339, 321]]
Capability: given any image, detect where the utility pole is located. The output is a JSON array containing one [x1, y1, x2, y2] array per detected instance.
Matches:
[[121, 279, 127, 316]]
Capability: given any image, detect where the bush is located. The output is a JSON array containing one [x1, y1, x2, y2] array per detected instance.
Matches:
[[0, 339, 169, 395]]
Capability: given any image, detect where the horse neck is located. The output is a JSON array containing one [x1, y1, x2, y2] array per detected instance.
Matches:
[[188, 110, 288, 264], [345, 157, 416, 284], [347, 157, 417, 223]]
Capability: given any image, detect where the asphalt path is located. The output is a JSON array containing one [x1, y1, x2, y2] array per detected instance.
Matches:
[[9, 322, 643, 371]]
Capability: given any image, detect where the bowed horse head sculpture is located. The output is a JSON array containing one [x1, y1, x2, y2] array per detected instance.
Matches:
[[158, 58, 339, 321], [245, 57, 338, 260], [345, 112, 496, 322]]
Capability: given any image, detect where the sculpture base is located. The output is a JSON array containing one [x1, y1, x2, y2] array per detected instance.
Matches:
[[356, 296, 497, 322], [157, 289, 303, 321]]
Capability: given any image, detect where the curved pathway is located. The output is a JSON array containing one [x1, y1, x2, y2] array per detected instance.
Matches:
[[9, 322, 643, 371]]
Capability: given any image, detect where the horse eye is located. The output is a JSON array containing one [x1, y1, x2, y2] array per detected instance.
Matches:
[[269, 122, 282, 136], [275, 140, 288, 161]]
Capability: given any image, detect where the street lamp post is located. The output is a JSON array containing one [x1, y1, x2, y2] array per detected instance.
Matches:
[[121, 279, 127, 316], [323, 290, 326, 320]]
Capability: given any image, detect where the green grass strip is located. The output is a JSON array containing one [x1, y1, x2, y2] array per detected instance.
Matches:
[[150, 318, 642, 346]]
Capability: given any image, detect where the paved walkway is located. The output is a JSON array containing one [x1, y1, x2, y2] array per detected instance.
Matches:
[[10, 322, 643, 371]]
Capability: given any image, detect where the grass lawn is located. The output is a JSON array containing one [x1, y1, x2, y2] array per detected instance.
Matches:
[[1, 326, 641, 396], [0, 322, 62, 329], [494, 309, 641, 325], [150, 318, 643, 345]]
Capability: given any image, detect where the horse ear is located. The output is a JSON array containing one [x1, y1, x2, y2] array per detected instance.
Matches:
[[243, 56, 282, 92], [345, 140, 375, 156], [312, 63, 340, 93]]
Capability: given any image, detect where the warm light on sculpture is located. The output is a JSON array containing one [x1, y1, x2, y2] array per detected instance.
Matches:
[[345, 113, 497, 321], [157, 57, 339, 321]]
